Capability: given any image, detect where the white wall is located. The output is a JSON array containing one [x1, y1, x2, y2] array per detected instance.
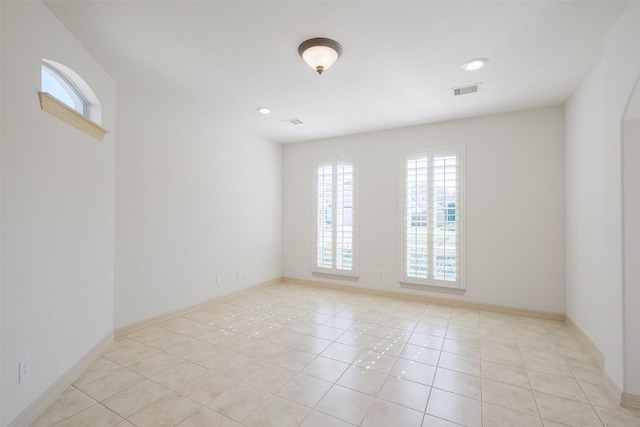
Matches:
[[114, 84, 283, 328], [283, 106, 566, 313], [0, 2, 116, 425], [565, 1, 640, 393]]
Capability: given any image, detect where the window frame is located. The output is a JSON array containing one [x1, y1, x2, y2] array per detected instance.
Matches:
[[400, 146, 465, 291], [41, 61, 90, 118], [312, 155, 359, 279]]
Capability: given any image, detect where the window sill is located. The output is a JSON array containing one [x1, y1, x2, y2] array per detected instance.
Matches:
[[399, 280, 466, 295], [312, 271, 359, 282], [38, 92, 108, 141]]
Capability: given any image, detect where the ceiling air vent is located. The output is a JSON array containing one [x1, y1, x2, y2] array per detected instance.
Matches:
[[453, 83, 482, 96], [284, 118, 304, 125]]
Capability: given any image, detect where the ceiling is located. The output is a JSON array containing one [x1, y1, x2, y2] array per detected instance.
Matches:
[[44, 1, 629, 144]]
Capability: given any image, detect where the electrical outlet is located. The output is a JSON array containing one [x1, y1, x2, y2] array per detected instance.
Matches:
[[216, 274, 222, 284], [19, 358, 30, 383], [378, 270, 384, 279], [237, 270, 242, 279]]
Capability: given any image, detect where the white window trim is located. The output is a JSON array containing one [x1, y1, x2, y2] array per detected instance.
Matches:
[[399, 146, 465, 292], [312, 155, 359, 279]]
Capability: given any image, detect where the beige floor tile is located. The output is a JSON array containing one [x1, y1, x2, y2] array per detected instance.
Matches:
[[481, 334, 520, 352], [126, 351, 182, 377], [101, 338, 141, 359], [73, 356, 124, 386], [176, 407, 238, 427], [165, 338, 213, 359], [31, 387, 97, 427], [264, 329, 306, 346], [243, 395, 310, 427], [438, 351, 481, 376], [128, 392, 201, 427], [378, 376, 431, 411], [354, 349, 397, 374], [277, 373, 332, 407], [361, 398, 424, 427], [535, 391, 603, 427], [321, 342, 362, 363], [323, 316, 355, 330], [179, 371, 237, 405], [426, 387, 482, 427], [390, 358, 437, 386], [441, 338, 481, 358], [400, 344, 441, 366], [579, 381, 619, 409], [316, 385, 375, 425], [270, 348, 316, 371], [482, 378, 539, 416], [523, 352, 573, 377], [366, 336, 407, 356], [302, 355, 349, 382], [53, 404, 122, 427], [481, 346, 524, 368], [291, 335, 333, 354], [407, 332, 444, 350], [433, 367, 481, 400], [241, 340, 286, 361], [75, 367, 145, 401], [102, 379, 171, 418], [198, 328, 237, 345], [299, 410, 354, 427], [422, 413, 464, 426], [207, 382, 271, 422], [105, 342, 161, 366], [33, 282, 625, 427], [217, 334, 258, 352], [445, 327, 481, 344], [528, 370, 589, 403], [242, 363, 296, 393], [593, 405, 640, 427], [482, 402, 543, 427], [188, 345, 237, 370], [213, 353, 265, 380], [481, 360, 531, 389], [150, 360, 208, 390], [310, 325, 346, 340], [337, 365, 388, 396]]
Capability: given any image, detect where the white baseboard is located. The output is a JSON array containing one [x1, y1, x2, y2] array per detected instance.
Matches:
[[565, 315, 605, 369], [115, 277, 283, 337], [622, 392, 640, 412], [8, 332, 114, 427], [283, 276, 565, 321]]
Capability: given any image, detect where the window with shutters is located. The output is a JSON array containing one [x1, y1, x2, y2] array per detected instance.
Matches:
[[403, 147, 464, 290], [314, 156, 358, 277]]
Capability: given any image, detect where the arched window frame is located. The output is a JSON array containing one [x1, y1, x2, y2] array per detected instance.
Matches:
[[38, 59, 107, 141]]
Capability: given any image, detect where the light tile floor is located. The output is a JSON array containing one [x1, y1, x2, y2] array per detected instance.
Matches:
[[31, 282, 640, 427]]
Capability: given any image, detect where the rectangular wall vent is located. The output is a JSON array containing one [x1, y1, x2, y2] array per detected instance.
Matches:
[[284, 118, 304, 125], [453, 83, 482, 96]]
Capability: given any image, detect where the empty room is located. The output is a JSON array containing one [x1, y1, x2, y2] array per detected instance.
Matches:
[[1, 1, 640, 426]]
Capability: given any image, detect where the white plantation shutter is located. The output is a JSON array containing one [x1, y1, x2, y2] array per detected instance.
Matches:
[[403, 148, 464, 289], [314, 157, 357, 276]]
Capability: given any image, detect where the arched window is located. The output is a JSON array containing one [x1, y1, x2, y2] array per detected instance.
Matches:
[[41, 62, 89, 117], [38, 59, 107, 140]]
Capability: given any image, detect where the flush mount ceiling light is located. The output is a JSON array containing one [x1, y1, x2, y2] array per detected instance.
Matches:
[[462, 58, 488, 71], [298, 38, 342, 75], [256, 107, 271, 114]]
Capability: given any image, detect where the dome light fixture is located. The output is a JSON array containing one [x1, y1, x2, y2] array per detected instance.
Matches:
[[298, 38, 342, 75], [462, 58, 488, 71], [256, 107, 271, 114]]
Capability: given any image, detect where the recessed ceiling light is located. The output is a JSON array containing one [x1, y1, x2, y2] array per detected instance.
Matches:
[[462, 58, 488, 71], [256, 107, 271, 114]]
